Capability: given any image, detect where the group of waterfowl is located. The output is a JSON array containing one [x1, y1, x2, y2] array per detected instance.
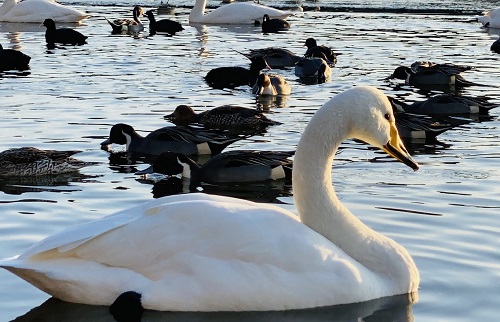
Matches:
[[1, 2, 500, 321]]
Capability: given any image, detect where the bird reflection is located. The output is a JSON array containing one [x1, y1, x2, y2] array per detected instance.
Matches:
[[12, 293, 417, 322]]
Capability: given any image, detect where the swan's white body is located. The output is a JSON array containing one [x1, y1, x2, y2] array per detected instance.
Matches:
[[189, 0, 291, 24], [0, 86, 420, 311], [477, 8, 500, 28], [0, 0, 88, 23]]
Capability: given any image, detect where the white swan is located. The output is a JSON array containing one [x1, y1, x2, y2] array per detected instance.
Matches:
[[0, 86, 420, 312], [477, 8, 500, 28], [189, 0, 291, 24], [0, 0, 88, 23]]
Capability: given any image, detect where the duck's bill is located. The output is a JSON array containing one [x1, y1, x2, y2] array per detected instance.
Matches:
[[100, 138, 111, 146], [382, 124, 419, 171], [163, 113, 174, 121]]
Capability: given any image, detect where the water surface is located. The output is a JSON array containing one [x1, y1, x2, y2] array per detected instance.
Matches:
[[1, 1, 500, 321]]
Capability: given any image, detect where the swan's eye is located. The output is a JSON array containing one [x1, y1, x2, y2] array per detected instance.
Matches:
[[384, 113, 391, 121]]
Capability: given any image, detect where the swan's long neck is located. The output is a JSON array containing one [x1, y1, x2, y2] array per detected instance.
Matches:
[[292, 102, 418, 288], [190, 0, 206, 21]]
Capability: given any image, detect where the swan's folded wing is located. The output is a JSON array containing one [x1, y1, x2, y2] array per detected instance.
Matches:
[[15, 193, 256, 259]]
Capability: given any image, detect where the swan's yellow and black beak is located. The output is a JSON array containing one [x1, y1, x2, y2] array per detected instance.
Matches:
[[382, 122, 419, 171]]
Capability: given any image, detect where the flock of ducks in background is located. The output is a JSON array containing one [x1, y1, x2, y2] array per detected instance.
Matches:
[[0, 1, 499, 321]]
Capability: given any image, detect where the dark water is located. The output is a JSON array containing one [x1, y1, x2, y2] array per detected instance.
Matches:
[[1, 1, 500, 321]]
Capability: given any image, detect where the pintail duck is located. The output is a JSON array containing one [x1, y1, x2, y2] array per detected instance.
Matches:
[[43, 18, 87, 46], [105, 6, 144, 34], [164, 105, 281, 130], [260, 14, 290, 33], [0, 87, 420, 314], [304, 38, 337, 66], [0, 44, 30, 71], [136, 150, 294, 191], [295, 57, 331, 83], [0, 147, 94, 176], [246, 47, 300, 69], [390, 94, 498, 116], [204, 56, 270, 89], [144, 9, 183, 36], [189, 0, 291, 24], [491, 38, 500, 53], [252, 73, 291, 96], [395, 112, 471, 142], [100, 123, 250, 156], [387, 61, 477, 88]]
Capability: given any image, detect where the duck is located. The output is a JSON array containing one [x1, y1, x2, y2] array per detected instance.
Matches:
[[163, 105, 282, 130], [43, 18, 87, 46], [204, 55, 270, 89], [0, 0, 88, 23], [294, 56, 331, 83], [0, 86, 420, 313], [260, 14, 290, 33], [252, 73, 291, 96], [304, 38, 337, 65], [105, 6, 144, 34], [246, 47, 300, 69], [389, 94, 498, 116], [395, 111, 471, 142], [477, 8, 500, 28], [0, 44, 31, 71], [144, 9, 183, 36], [189, 0, 291, 24], [491, 38, 500, 53], [100, 123, 250, 156], [135, 150, 294, 191], [387, 62, 477, 88], [0, 147, 94, 176]]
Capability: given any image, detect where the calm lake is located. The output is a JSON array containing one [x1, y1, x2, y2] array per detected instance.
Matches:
[[1, 0, 500, 321]]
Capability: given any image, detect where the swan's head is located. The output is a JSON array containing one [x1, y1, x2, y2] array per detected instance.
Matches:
[[341, 86, 418, 171]]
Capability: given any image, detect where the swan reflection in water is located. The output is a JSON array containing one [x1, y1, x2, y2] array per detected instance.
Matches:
[[13, 293, 417, 322]]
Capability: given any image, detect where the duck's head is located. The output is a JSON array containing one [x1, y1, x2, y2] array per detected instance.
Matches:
[[133, 6, 144, 17], [250, 56, 272, 72], [42, 18, 56, 29], [386, 66, 412, 80], [101, 123, 136, 146], [263, 14, 270, 23], [135, 152, 192, 177], [145, 10, 155, 20], [341, 87, 418, 170], [163, 105, 196, 126], [252, 73, 272, 95], [304, 38, 318, 49]]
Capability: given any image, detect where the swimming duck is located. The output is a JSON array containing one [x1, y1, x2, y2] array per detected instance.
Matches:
[[105, 6, 144, 34], [246, 47, 300, 69], [294, 56, 331, 83], [135, 150, 294, 191], [477, 8, 500, 28], [304, 38, 337, 66], [0, 86, 420, 313], [100, 123, 249, 156], [43, 18, 87, 46], [204, 56, 270, 89], [163, 105, 281, 130], [389, 94, 498, 116], [0, 44, 30, 71], [491, 38, 500, 53], [0, 0, 88, 23], [0, 147, 94, 176], [260, 14, 290, 33], [387, 62, 477, 88], [189, 0, 291, 24], [395, 112, 471, 142], [252, 73, 291, 96], [144, 9, 183, 36]]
